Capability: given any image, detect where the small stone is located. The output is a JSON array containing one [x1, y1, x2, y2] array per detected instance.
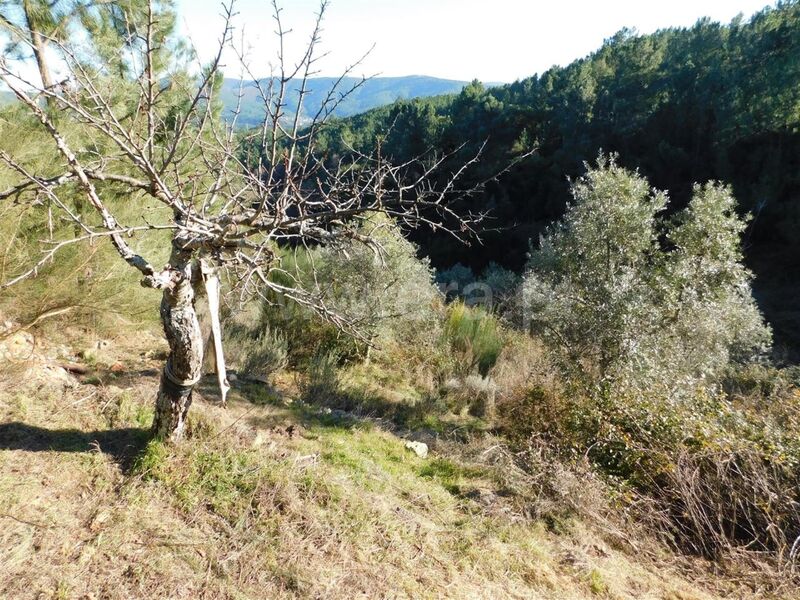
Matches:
[[39, 364, 77, 389], [408, 429, 438, 450], [110, 362, 125, 373], [404, 440, 428, 458], [0, 331, 34, 359]]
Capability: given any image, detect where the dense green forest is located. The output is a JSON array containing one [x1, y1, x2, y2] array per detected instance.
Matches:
[[314, 1, 800, 354]]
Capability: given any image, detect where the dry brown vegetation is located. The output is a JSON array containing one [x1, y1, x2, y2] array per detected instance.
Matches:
[[0, 321, 794, 599]]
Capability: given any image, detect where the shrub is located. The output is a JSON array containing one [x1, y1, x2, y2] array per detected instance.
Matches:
[[313, 214, 442, 347], [478, 262, 519, 315], [443, 302, 504, 377], [261, 214, 443, 365], [221, 303, 289, 380], [436, 262, 519, 315], [500, 356, 800, 560], [521, 155, 771, 397], [441, 374, 497, 419], [235, 328, 289, 380], [436, 263, 474, 300], [301, 349, 341, 402]]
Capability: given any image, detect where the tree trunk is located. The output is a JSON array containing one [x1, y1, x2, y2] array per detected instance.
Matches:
[[22, 0, 56, 112], [151, 257, 204, 442]]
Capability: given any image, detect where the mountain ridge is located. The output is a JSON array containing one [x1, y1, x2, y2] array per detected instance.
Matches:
[[219, 74, 498, 128]]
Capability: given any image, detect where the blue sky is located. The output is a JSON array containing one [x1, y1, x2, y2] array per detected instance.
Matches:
[[176, 0, 775, 83]]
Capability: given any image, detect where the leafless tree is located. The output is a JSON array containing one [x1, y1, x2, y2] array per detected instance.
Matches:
[[0, 0, 492, 440]]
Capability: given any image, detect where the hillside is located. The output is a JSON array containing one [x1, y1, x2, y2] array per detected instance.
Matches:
[[219, 75, 481, 129], [2, 1, 800, 598], [312, 2, 800, 356], [0, 326, 776, 599]]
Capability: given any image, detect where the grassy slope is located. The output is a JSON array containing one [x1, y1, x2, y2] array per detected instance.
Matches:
[[0, 333, 754, 599]]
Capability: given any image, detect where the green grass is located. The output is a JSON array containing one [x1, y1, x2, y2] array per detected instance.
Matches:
[[418, 457, 488, 495], [444, 302, 505, 376], [0, 331, 762, 599]]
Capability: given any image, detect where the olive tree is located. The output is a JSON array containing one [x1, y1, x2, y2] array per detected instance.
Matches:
[[301, 214, 441, 350], [0, 0, 486, 440], [522, 155, 771, 397]]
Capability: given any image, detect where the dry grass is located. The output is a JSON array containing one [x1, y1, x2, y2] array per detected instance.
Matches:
[[0, 331, 780, 599]]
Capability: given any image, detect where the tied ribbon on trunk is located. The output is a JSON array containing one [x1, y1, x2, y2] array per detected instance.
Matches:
[[200, 258, 230, 407]]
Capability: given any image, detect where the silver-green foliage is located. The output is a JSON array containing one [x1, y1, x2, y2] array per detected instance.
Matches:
[[219, 303, 288, 380], [232, 327, 289, 380], [522, 155, 771, 396], [306, 214, 442, 349]]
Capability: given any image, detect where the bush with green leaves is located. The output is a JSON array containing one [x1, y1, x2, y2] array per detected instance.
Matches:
[[218, 303, 288, 380], [512, 156, 793, 560], [522, 155, 771, 397], [317, 214, 441, 346], [500, 376, 800, 558], [230, 327, 289, 381], [300, 348, 341, 403], [443, 302, 504, 377], [436, 263, 474, 300], [262, 214, 443, 365]]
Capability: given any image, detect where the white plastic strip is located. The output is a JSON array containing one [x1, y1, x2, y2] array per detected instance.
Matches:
[[201, 259, 231, 406]]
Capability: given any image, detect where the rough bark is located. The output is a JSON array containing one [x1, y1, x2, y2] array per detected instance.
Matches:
[[151, 256, 204, 442]]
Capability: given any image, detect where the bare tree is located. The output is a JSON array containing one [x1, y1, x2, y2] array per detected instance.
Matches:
[[0, 0, 490, 440]]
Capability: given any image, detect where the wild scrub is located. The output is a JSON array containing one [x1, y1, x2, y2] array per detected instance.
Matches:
[[443, 302, 504, 377], [253, 215, 442, 367], [509, 157, 799, 562], [222, 313, 288, 382], [522, 155, 771, 398]]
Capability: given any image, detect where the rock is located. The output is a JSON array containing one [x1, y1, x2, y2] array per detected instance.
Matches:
[[408, 429, 439, 450], [110, 362, 125, 373], [79, 348, 97, 361], [404, 440, 428, 459], [0, 330, 35, 360], [35, 363, 77, 390], [89, 509, 111, 532]]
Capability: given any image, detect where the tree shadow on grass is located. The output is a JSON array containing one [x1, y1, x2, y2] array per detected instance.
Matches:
[[0, 422, 150, 473]]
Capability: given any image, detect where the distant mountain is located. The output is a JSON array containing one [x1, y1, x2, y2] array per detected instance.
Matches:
[[0, 77, 493, 125], [219, 75, 483, 129]]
